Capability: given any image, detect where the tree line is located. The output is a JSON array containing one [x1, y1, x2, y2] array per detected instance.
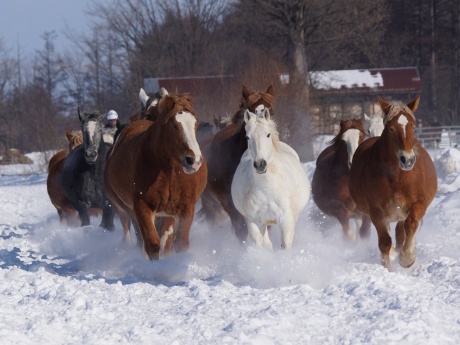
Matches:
[[0, 0, 458, 161]]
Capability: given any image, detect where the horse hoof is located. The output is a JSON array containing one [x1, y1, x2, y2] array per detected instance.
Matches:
[[399, 252, 416, 268]]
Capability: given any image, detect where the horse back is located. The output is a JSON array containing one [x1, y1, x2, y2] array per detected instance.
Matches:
[[312, 142, 353, 214], [47, 150, 69, 207]]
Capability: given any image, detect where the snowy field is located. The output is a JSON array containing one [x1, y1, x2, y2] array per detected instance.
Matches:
[[0, 150, 459, 344]]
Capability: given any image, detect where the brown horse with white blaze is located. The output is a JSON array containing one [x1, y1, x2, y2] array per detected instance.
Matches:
[[104, 93, 207, 260], [349, 96, 437, 269], [312, 119, 370, 241]]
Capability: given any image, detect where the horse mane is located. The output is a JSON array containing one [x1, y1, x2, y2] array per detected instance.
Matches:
[[67, 130, 83, 149], [256, 116, 280, 152], [329, 119, 365, 145], [154, 93, 196, 124], [384, 103, 415, 124], [241, 91, 275, 112]]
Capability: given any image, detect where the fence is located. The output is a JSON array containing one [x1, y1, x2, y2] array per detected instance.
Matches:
[[415, 126, 460, 149]]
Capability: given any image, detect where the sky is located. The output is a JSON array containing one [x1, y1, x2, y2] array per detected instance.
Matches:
[[0, 148, 459, 344], [0, 0, 94, 57]]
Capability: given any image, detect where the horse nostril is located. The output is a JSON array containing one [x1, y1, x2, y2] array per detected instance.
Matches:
[[185, 156, 194, 166], [260, 160, 267, 169], [400, 156, 406, 165]]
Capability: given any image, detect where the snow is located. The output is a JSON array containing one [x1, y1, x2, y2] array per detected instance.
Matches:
[[311, 70, 384, 90], [0, 150, 460, 344]]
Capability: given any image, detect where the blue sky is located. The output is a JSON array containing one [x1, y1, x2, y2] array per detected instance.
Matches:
[[0, 0, 94, 57]]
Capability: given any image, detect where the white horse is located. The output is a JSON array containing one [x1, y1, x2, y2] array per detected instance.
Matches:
[[364, 113, 384, 137], [231, 109, 310, 250]]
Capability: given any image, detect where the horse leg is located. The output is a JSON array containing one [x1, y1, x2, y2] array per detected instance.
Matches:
[[76, 204, 91, 227], [133, 199, 161, 260], [100, 201, 116, 231], [131, 219, 144, 247], [359, 215, 372, 239], [174, 210, 194, 253], [338, 216, 356, 242], [280, 217, 295, 249], [395, 221, 406, 252], [247, 221, 269, 248], [399, 206, 425, 268], [156, 217, 175, 257], [261, 225, 273, 250], [114, 205, 132, 243], [371, 213, 393, 269]]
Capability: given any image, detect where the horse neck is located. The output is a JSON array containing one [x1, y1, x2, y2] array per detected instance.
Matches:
[[333, 140, 349, 166]]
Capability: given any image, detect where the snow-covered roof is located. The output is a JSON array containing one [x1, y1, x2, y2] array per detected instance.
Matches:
[[310, 70, 383, 90], [280, 67, 421, 94]]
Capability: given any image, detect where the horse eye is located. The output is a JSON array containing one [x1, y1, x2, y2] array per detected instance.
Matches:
[[267, 133, 271, 138]]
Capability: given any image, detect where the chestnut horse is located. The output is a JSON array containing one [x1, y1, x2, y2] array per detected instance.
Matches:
[[349, 96, 437, 269], [204, 85, 275, 241], [312, 119, 370, 241], [104, 93, 207, 260], [47, 129, 83, 225]]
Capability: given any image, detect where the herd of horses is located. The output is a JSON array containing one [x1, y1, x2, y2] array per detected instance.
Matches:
[[46, 85, 437, 270]]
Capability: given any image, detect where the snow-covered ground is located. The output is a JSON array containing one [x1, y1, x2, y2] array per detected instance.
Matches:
[[0, 150, 459, 344]]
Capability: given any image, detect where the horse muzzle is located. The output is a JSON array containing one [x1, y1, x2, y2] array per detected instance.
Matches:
[[182, 155, 203, 174], [399, 151, 416, 171], [253, 159, 267, 174], [85, 152, 98, 164]]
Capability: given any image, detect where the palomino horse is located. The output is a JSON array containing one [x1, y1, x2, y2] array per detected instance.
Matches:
[[312, 119, 370, 241], [205, 85, 275, 241], [231, 109, 310, 249], [349, 96, 437, 269], [364, 113, 385, 137], [104, 93, 207, 260], [61, 110, 116, 229], [47, 129, 83, 225]]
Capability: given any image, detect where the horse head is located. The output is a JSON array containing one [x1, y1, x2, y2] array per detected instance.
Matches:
[[378, 96, 419, 171], [78, 108, 105, 164], [364, 113, 384, 137], [336, 119, 365, 169], [65, 129, 83, 151], [243, 108, 279, 174], [156, 94, 203, 174]]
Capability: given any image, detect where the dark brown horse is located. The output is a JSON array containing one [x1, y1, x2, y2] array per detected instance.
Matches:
[[104, 93, 207, 260], [349, 96, 437, 269], [204, 85, 275, 242], [47, 129, 84, 225], [312, 119, 370, 241]]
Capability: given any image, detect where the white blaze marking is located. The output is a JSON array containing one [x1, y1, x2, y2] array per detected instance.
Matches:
[[255, 104, 265, 116], [342, 128, 361, 164], [398, 115, 408, 137], [87, 121, 97, 144], [176, 112, 201, 157]]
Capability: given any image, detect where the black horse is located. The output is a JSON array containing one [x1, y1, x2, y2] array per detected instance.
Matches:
[[61, 109, 115, 229]]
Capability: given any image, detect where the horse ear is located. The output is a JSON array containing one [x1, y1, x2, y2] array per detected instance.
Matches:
[[98, 112, 105, 122], [139, 88, 149, 108], [263, 108, 271, 121], [407, 95, 420, 114], [244, 109, 252, 123], [378, 97, 391, 114], [65, 129, 72, 142], [78, 107, 85, 122], [364, 113, 370, 121], [242, 85, 251, 99], [266, 85, 274, 97]]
